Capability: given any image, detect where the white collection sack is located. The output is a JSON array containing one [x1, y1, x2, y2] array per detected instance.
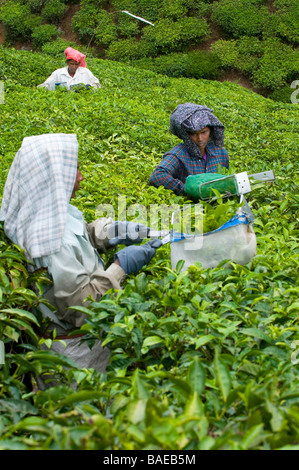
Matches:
[[171, 210, 257, 271]]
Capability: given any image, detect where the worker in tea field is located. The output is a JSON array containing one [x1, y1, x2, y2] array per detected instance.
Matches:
[[37, 47, 101, 91], [0, 134, 161, 376], [149, 103, 229, 195]]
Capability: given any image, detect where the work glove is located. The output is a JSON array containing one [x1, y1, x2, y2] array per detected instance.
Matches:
[[114, 239, 162, 274], [108, 221, 150, 246]]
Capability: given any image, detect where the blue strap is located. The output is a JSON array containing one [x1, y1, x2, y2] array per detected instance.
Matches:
[[203, 211, 252, 236]]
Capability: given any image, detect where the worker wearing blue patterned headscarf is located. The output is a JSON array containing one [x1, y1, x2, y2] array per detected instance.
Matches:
[[149, 103, 229, 195]]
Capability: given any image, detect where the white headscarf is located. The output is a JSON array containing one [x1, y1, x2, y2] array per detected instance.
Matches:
[[0, 133, 78, 260]]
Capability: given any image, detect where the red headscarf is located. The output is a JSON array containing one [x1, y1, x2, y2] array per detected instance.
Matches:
[[64, 47, 86, 68]]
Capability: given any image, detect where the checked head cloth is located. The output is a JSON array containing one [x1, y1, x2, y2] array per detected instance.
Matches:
[[0, 133, 78, 259]]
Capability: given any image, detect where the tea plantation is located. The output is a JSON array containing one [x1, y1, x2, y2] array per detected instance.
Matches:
[[0, 46, 298, 450], [1, 0, 298, 101]]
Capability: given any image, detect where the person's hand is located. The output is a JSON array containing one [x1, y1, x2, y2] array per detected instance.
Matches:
[[114, 239, 162, 274], [108, 221, 150, 246]]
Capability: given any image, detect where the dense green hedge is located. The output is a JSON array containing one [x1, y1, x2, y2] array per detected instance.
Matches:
[[142, 17, 210, 54], [71, 0, 104, 43], [211, 0, 270, 38], [41, 0, 68, 24], [0, 0, 42, 42], [32, 24, 58, 49], [211, 0, 299, 43], [94, 10, 118, 47], [107, 38, 155, 61], [71, 0, 299, 101], [211, 36, 299, 97], [0, 1, 298, 104], [41, 37, 93, 57], [133, 51, 222, 80], [271, 0, 299, 44]]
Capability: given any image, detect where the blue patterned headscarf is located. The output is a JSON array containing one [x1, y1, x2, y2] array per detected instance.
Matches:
[[169, 103, 225, 160]]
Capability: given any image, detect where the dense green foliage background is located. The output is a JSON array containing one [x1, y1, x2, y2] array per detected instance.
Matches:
[[0, 0, 298, 101], [0, 45, 299, 450]]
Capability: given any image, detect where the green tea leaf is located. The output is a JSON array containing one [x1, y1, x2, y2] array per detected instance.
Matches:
[[213, 353, 231, 402], [195, 334, 214, 349], [188, 357, 206, 396]]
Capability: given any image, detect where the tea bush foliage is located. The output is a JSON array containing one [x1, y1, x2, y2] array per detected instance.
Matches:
[[0, 0, 42, 42], [31, 24, 59, 49], [0, 0, 298, 101], [211, 0, 270, 38], [0, 46, 298, 450], [40, 0, 68, 25], [211, 36, 299, 96], [133, 51, 221, 80]]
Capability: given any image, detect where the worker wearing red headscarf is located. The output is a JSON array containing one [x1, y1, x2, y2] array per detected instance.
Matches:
[[64, 47, 87, 67], [38, 47, 101, 90]]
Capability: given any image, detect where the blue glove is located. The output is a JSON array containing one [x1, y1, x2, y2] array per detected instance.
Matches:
[[108, 221, 150, 246], [115, 239, 163, 274]]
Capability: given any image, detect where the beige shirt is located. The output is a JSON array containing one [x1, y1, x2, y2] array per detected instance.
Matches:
[[34, 204, 125, 336]]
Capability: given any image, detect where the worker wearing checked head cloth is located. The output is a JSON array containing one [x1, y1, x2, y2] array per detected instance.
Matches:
[[149, 103, 229, 195], [0, 134, 161, 377], [37, 46, 101, 90]]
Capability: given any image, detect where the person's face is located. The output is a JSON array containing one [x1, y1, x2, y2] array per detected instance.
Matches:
[[71, 166, 84, 199], [67, 59, 80, 76], [189, 126, 210, 152]]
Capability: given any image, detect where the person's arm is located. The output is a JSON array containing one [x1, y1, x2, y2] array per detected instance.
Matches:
[[85, 217, 114, 252], [37, 70, 60, 89], [86, 218, 151, 250], [208, 145, 229, 171], [149, 153, 186, 195], [45, 243, 126, 328], [224, 149, 229, 169], [86, 69, 101, 88]]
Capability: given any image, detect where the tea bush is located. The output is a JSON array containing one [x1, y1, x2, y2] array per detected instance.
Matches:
[[142, 17, 210, 54], [94, 10, 118, 47], [211, 0, 270, 38], [71, 0, 100, 43], [27, 0, 47, 14], [31, 24, 59, 49], [211, 36, 298, 93], [0, 47, 61, 85], [112, 0, 161, 24], [0, 0, 41, 42], [268, 84, 296, 103], [41, 37, 94, 57], [134, 51, 221, 80], [0, 46, 298, 450], [211, 0, 299, 44], [41, 0, 69, 24], [1, 0, 298, 101], [252, 38, 299, 90], [107, 38, 155, 61], [273, 0, 299, 44], [114, 12, 139, 39], [158, 0, 189, 20]]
